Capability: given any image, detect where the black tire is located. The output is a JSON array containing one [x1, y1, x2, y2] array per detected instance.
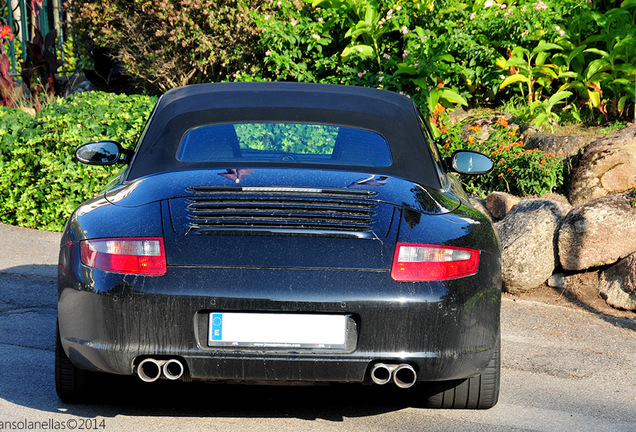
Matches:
[[55, 326, 94, 403], [415, 336, 500, 409]]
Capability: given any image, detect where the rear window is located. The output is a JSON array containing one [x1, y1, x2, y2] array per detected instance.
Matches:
[[176, 122, 392, 167]]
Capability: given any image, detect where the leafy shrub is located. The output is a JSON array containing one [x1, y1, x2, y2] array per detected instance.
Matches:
[[0, 92, 156, 231], [69, 0, 272, 92], [1, 25, 21, 107], [256, 1, 468, 114], [552, 1, 636, 120], [20, 1, 62, 112], [438, 116, 564, 196], [252, 1, 350, 83]]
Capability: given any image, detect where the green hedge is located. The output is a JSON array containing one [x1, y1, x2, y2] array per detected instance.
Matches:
[[0, 92, 156, 231]]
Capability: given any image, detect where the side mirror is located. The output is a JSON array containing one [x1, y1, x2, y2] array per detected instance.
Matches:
[[75, 141, 132, 165], [446, 150, 493, 175]]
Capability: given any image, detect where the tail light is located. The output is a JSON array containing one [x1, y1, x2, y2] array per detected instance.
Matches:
[[391, 243, 480, 281], [80, 237, 166, 276]]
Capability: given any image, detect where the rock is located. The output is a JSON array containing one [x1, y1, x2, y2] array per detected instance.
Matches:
[[558, 193, 636, 271], [459, 114, 515, 142], [61, 74, 98, 96], [523, 133, 586, 159], [495, 199, 565, 293], [547, 273, 565, 289], [567, 126, 636, 205], [540, 193, 572, 216], [468, 197, 492, 222], [447, 106, 470, 125], [486, 191, 521, 220], [518, 125, 539, 141], [598, 253, 636, 311]]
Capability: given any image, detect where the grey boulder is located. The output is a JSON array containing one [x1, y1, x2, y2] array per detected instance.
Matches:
[[567, 126, 636, 205], [598, 253, 636, 311], [558, 193, 636, 271], [496, 199, 567, 293]]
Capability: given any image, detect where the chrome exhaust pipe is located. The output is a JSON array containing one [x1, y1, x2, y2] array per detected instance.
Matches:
[[137, 358, 165, 383], [162, 359, 184, 380], [370, 363, 397, 385], [392, 364, 417, 389]]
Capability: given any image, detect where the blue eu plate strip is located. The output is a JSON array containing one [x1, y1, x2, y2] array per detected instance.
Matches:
[[210, 313, 223, 340]]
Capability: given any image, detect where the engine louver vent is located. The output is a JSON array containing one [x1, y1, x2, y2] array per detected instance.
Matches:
[[180, 187, 379, 238]]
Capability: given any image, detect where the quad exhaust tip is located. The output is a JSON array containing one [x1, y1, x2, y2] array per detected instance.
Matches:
[[163, 359, 185, 380], [137, 358, 185, 382], [392, 364, 417, 388], [370, 362, 417, 389]]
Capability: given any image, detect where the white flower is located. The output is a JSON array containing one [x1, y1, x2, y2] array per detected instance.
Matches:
[[484, 0, 493, 7]]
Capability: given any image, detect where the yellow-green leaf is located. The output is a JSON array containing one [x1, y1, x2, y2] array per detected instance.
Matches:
[[499, 74, 527, 89], [341, 44, 374, 59]]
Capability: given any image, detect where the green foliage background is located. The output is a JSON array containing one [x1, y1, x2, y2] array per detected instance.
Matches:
[[0, 92, 156, 231], [67, 0, 635, 123]]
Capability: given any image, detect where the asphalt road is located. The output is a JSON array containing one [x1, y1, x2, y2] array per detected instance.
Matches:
[[0, 223, 634, 431]]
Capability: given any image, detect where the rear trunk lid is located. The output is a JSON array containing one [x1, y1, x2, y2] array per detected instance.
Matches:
[[105, 168, 460, 270]]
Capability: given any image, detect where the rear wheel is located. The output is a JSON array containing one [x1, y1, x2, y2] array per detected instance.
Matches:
[[415, 336, 500, 409], [55, 326, 95, 403]]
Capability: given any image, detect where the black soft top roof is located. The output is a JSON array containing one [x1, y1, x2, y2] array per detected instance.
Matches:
[[127, 82, 441, 188]]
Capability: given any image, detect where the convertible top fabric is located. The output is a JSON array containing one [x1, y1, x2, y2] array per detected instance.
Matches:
[[127, 82, 441, 188]]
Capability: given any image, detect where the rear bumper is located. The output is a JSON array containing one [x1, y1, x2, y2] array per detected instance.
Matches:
[[58, 262, 501, 384]]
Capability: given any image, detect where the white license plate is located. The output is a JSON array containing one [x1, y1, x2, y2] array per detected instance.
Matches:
[[208, 313, 347, 349]]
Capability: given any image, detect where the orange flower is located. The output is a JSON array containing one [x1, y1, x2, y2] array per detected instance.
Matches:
[[496, 117, 509, 127], [1, 25, 13, 41], [507, 168, 512, 172], [540, 160, 545, 164], [469, 125, 482, 132], [508, 131, 516, 136], [468, 137, 475, 144], [499, 158, 505, 163], [498, 173, 504, 178], [440, 127, 448, 134]]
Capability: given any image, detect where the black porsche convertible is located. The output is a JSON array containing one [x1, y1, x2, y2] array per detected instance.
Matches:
[[56, 82, 502, 409]]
